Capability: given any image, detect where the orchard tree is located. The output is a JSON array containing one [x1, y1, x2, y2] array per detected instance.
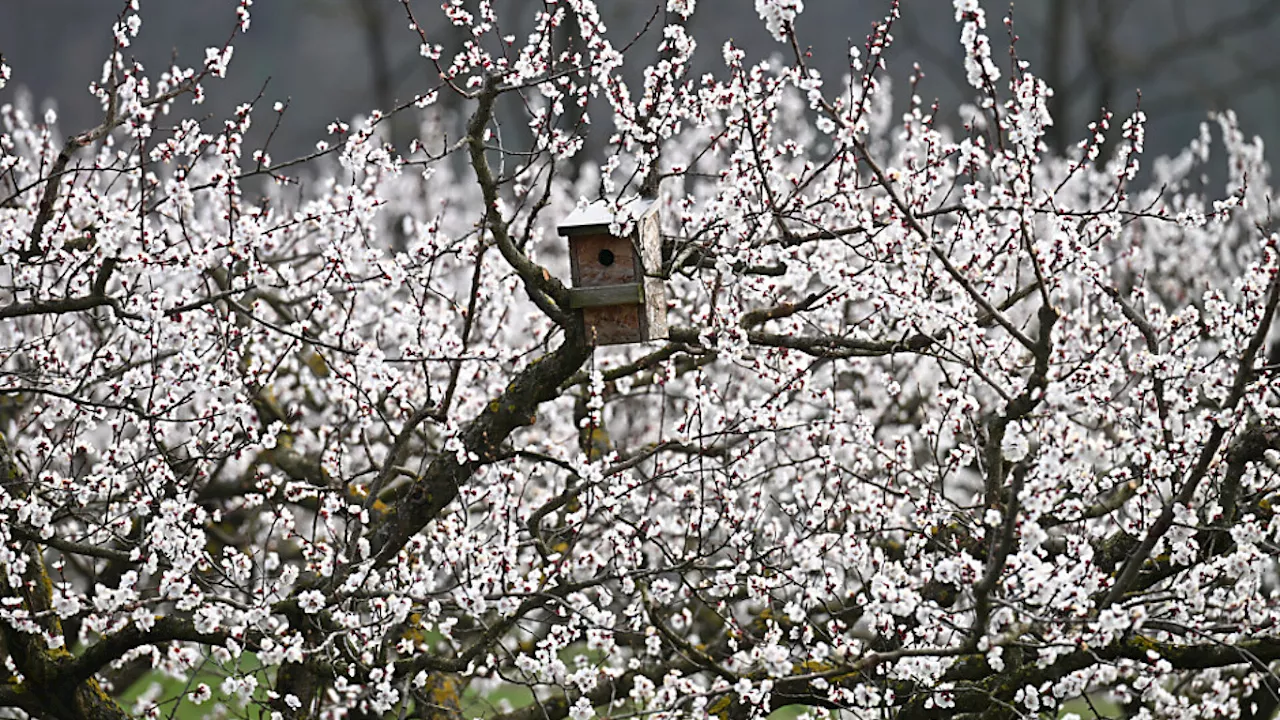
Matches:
[[4, 0, 1280, 718]]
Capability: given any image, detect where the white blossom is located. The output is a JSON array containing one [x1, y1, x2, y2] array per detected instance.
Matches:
[[755, 0, 803, 41], [1, 1, 1278, 718]]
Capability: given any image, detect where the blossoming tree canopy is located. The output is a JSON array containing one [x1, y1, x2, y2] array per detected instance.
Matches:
[[2, 0, 1280, 718]]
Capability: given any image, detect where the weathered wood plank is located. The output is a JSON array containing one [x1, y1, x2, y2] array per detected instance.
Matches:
[[569, 283, 644, 308]]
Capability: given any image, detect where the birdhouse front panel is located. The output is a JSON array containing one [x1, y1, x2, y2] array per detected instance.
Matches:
[[568, 233, 645, 344], [568, 234, 639, 288], [581, 304, 644, 346]]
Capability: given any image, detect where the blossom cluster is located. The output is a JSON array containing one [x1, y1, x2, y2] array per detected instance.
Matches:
[[1, 1, 1279, 719]]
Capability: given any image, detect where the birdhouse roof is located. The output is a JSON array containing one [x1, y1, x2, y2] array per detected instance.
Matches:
[[558, 196, 657, 236]]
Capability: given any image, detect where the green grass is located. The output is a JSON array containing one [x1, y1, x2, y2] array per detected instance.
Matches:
[[1060, 694, 1122, 718], [118, 653, 268, 719]]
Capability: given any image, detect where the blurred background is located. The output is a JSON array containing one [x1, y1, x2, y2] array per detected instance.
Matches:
[[3, 0, 1280, 176]]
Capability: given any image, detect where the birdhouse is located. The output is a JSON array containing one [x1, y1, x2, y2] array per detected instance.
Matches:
[[558, 198, 668, 345]]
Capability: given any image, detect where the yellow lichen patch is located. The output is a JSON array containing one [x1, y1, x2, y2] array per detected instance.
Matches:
[[794, 660, 836, 674], [304, 351, 330, 378], [707, 694, 734, 720], [1128, 634, 1162, 654], [420, 672, 463, 720], [44, 646, 72, 661], [400, 612, 427, 645], [85, 677, 114, 703]]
